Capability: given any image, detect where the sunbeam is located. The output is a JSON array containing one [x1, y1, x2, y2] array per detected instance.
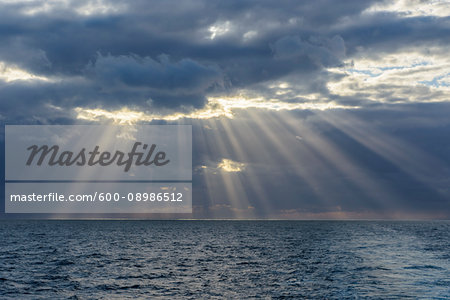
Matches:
[[318, 110, 449, 195]]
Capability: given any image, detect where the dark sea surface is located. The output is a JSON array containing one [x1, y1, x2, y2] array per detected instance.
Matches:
[[0, 220, 449, 299]]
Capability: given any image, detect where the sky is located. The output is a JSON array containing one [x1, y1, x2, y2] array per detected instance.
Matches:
[[0, 0, 449, 219]]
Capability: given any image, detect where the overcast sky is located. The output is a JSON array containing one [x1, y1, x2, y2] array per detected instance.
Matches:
[[0, 0, 449, 219]]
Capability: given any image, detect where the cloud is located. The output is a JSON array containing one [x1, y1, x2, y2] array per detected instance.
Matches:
[[0, 0, 447, 124], [0, 61, 53, 82], [195, 158, 246, 174], [217, 159, 245, 172], [364, 0, 450, 18], [88, 53, 224, 107], [272, 35, 346, 67], [326, 47, 449, 104]]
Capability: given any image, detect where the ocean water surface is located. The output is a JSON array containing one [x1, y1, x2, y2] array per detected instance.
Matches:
[[0, 220, 449, 299]]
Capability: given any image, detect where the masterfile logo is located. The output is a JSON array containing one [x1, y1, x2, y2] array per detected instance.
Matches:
[[26, 142, 170, 172], [5, 125, 192, 181]]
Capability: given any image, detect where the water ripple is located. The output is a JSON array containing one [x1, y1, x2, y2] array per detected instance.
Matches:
[[0, 220, 449, 299]]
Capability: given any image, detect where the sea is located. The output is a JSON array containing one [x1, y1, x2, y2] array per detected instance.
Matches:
[[0, 220, 449, 299]]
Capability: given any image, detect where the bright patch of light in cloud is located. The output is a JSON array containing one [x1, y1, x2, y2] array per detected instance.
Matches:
[[75, 0, 126, 16], [4, 0, 126, 16], [75, 96, 358, 124], [217, 159, 245, 173], [19, 0, 69, 15], [243, 30, 258, 41], [364, 0, 450, 17], [0, 61, 52, 82], [196, 159, 246, 174], [208, 21, 232, 40], [74, 107, 146, 124], [327, 50, 450, 102]]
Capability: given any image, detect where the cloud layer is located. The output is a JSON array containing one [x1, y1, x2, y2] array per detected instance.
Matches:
[[0, 0, 448, 122]]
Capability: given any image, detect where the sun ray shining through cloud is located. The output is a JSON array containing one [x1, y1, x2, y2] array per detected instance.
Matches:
[[274, 111, 400, 214], [318, 110, 450, 195]]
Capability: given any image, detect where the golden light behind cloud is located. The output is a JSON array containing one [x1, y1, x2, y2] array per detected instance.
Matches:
[[217, 159, 245, 173], [74, 96, 358, 124], [0, 61, 52, 82]]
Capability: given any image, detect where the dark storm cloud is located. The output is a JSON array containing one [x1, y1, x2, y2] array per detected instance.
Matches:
[[338, 14, 450, 56], [89, 54, 223, 107], [272, 35, 346, 67], [0, 53, 222, 121]]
